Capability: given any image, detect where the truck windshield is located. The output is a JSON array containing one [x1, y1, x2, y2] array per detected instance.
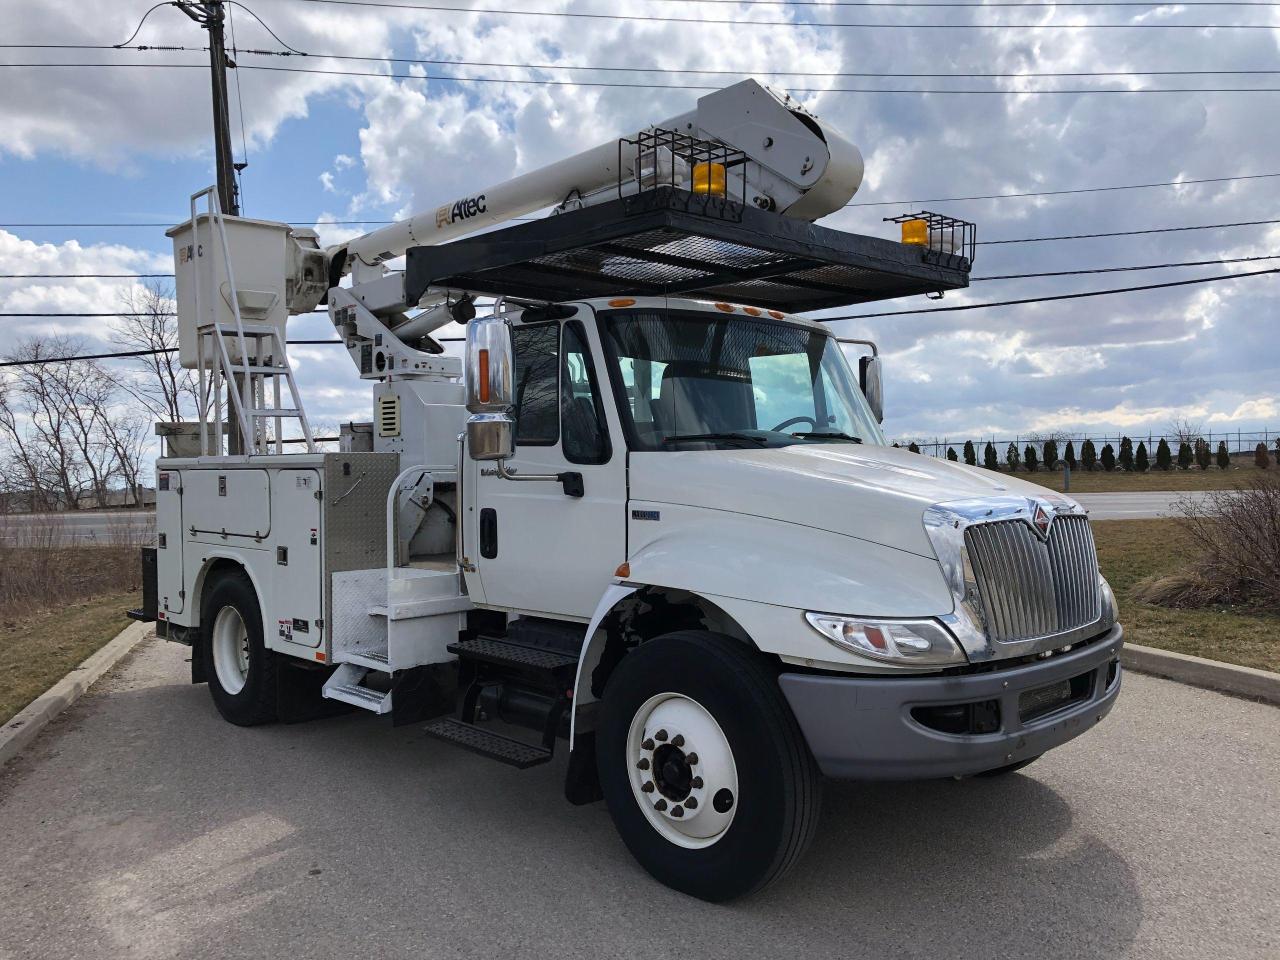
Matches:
[[599, 308, 885, 451]]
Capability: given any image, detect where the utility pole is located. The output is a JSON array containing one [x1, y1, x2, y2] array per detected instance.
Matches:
[[176, 1, 240, 216]]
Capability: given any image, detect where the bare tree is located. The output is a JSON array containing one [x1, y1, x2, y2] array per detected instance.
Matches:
[[1168, 416, 1206, 445], [112, 281, 198, 423], [0, 335, 148, 509]]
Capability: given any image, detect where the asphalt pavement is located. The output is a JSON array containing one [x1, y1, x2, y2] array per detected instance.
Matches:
[[0, 511, 154, 544], [1, 638, 1276, 960], [1071, 491, 1215, 521]]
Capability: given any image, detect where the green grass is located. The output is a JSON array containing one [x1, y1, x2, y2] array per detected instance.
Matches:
[[1028, 461, 1271, 493], [0, 592, 139, 725], [1094, 519, 1280, 673]]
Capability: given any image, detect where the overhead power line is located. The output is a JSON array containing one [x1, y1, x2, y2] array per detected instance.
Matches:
[[825, 266, 1280, 320], [978, 217, 1280, 244], [11, 43, 1280, 82], [283, 0, 1280, 29], [10, 61, 1280, 95], [659, 0, 1280, 6], [6, 255, 1276, 288], [847, 172, 1280, 208], [0, 273, 176, 278], [971, 253, 1280, 280]]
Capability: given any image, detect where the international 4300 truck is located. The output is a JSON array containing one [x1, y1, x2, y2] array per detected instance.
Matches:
[[132, 80, 1123, 901]]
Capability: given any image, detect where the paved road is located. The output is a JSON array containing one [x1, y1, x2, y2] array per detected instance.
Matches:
[[0, 510, 154, 544], [1072, 491, 1216, 520], [1, 639, 1276, 960]]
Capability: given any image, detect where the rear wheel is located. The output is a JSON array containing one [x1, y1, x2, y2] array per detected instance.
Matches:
[[200, 571, 277, 726], [597, 631, 821, 902]]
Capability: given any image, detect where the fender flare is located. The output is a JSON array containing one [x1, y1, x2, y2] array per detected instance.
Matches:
[[191, 550, 266, 628], [569, 583, 639, 746]]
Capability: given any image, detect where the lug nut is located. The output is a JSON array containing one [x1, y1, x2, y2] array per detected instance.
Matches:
[[641, 781, 655, 793], [636, 758, 650, 770], [671, 734, 685, 748], [684, 796, 698, 810], [642, 738, 654, 751], [655, 729, 668, 742], [685, 752, 698, 765], [691, 776, 704, 789], [654, 799, 668, 811], [671, 805, 684, 818]]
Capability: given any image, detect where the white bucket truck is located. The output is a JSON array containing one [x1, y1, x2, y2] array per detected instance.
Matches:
[[135, 80, 1123, 901]]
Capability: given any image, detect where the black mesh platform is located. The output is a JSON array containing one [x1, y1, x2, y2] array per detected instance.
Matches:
[[405, 187, 971, 313]]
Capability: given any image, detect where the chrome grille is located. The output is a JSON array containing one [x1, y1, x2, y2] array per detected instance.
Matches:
[[964, 515, 1100, 643]]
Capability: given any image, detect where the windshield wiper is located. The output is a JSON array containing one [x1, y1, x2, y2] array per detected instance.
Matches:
[[662, 432, 769, 447], [792, 431, 863, 444]]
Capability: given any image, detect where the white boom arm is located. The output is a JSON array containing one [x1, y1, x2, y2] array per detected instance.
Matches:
[[336, 80, 863, 280]]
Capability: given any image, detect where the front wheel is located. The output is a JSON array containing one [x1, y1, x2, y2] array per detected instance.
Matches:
[[200, 571, 277, 726], [596, 631, 821, 902]]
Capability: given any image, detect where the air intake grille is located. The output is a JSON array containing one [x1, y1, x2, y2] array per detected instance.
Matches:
[[376, 396, 401, 438], [964, 515, 1100, 644]]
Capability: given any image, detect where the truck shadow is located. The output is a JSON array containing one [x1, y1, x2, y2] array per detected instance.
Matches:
[[751, 774, 1144, 957]]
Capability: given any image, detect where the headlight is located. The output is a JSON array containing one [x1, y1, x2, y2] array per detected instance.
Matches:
[[1100, 576, 1118, 624], [804, 613, 967, 666]]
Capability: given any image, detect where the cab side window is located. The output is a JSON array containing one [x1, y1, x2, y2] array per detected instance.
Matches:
[[561, 323, 611, 464], [511, 323, 560, 445]]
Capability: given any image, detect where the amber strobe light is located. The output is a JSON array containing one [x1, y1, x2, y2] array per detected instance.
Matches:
[[900, 219, 928, 246], [478, 348, 491, 403], [692, 161, 727, 197]]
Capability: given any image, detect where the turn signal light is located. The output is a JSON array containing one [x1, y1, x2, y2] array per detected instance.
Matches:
[[692, 161, 727, 197], [478, 348, 491, 403], [900, 218, 928, 246]]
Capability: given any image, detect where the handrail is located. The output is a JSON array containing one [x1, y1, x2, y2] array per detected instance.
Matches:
[[386, 464, 430, 584]]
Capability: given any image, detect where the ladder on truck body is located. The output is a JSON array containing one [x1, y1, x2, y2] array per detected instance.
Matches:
[[189, 188, 315, 456]]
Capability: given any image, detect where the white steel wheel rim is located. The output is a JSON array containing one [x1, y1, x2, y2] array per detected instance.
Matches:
[[211, 606, 250, 696], [626, 692, 739, 850]]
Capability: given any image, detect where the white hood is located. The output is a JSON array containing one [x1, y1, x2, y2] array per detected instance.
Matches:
[[628, 443, 1067, 559]]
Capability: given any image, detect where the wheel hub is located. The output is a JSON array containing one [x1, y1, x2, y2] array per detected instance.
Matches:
[[626, 693, 739, 849]]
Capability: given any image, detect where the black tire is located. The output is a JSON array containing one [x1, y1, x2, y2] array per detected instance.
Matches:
[[596, 631, 821, 902], [200, 570, 277, 726], [975, 754, 1042, 778]]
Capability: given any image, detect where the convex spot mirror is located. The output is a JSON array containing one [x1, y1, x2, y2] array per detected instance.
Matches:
[[465, 317, 516, 461], [860, 355, 884, 423]]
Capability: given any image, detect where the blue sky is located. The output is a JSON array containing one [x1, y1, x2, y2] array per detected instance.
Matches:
[[3, 0, 1280, 449]]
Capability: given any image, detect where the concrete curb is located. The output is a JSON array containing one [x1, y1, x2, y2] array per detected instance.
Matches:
[[0, 619, 153, 768], [1123, 642, 1280, 707]]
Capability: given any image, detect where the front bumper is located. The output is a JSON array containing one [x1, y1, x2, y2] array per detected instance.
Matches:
[[779, 624, 1123, 780]]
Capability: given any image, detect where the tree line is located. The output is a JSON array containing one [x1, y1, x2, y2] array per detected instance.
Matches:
[[905, 435, 1280, 473], [0, 284, 195, 512]]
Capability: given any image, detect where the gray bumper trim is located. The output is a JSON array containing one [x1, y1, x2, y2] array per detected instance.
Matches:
[[779, 624, 1124, 780]]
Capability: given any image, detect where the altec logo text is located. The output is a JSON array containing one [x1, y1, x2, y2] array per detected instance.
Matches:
[[436, 194, 487, 228]]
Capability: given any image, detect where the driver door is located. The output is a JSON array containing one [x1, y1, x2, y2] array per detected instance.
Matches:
[[470, 313, 626, 620]]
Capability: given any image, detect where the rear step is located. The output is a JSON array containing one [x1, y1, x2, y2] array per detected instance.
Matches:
[[423, 718, 553, 769], [422, 635, 578, 768]]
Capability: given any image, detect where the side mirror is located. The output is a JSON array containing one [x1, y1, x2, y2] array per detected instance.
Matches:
[[859, 355, 884, 423], [465, 317, 514, 413], [465, 317, 516, 461], [466, 414, 514, 462]]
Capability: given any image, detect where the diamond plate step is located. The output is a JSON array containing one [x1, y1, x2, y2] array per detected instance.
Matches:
[[447, 637, 577, 672], [423, 718, 552, 769], [321, 662, 392, 714]]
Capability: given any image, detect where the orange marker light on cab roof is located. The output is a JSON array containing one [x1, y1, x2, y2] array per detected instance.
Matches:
[[608, 298, 636, 308], [768, 310, 785, 320], [714, 302, 735, 313], [477, 349, 491, 404], [615, 562, 631, 578], [743, 306, 761, 316]]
